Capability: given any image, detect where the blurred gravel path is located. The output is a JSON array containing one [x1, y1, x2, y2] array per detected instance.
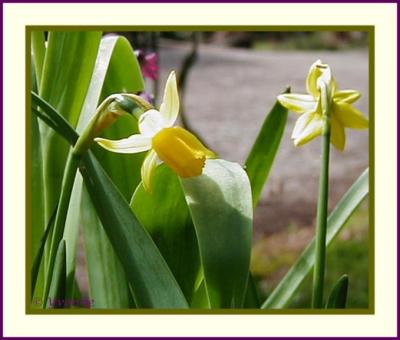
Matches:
[[158, 43, 369, 237]]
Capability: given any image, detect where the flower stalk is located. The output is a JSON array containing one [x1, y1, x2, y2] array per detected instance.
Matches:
[[312, 82, 331, 308]]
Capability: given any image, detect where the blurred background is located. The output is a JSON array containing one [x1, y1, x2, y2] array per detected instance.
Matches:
[[97, 31, 370, 307]]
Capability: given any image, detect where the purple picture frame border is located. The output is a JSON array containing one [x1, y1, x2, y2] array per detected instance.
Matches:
[[1, 0, 398, 338]]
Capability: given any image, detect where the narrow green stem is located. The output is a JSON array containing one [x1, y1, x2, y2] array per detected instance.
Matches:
[[312, 83, 331, 308]]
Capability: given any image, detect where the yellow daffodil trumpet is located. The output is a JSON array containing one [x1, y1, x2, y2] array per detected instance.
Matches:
[[95, 71, 215, 190], [278, 59, 368, 150]]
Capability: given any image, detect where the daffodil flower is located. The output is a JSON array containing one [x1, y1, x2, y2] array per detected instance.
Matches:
[[95, 71, 215, 190], [278, 60, 368, 150]]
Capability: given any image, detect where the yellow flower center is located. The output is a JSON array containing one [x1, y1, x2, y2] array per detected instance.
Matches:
[[152, 126, 215, 178]]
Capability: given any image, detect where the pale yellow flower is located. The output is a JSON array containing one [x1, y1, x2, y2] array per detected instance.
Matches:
[[278, 60, 368, 150], [95, 71, 215, 190]]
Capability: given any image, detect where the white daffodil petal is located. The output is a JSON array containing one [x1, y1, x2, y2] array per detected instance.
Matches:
[[291, 111, 315, 139], [330, 115, 346, 151], [159, 71, 179, 127], [278, 94, 317, 114], [333, 102, 369, 129], [138, 109, 165, 136], [141, 149, 160, 191], [293, 115, 323, 146], [95, 134, 151, 154], [334, 90, 361, 104]]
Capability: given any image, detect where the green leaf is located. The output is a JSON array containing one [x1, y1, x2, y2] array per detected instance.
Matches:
[[261, 168, 369, 308], [30, 92, 45, 300], [31, 92, 78, 145], [31, 206, 57, 300], [31, 31, 46, 87], [190, 280, 210, 308], [81, 187, 133, 308], [243, 273, 260, 308], [181, 159, 253, 308], [80, 153, 188, 308], [77, 35, 144, 307], [94, 35, 145, 199], [39, 31, 102, 228], [326, 275, 349, 309], [62, 174, 83, 300], [130, 164, 200, 303], [245, 90, 289, 206], [47, 240, 66, 308]]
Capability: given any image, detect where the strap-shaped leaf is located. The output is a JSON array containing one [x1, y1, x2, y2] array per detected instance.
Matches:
[[31, 206, 57, 299], [39, 31, 102, 238], [47, 240, 66, 308], [92, 35, 145, 199], [181, 159, 253, 308], [245, 90, 289, 206], [74, 35, 144, 308], [31, 92, 78, 145], [131, 165, 200, 303], [261, 168, 369, 308], [81, 188, 133, 308], [326, 274, 349, 309], [80, 153, 188, 308], [30, 65, 45, 300]]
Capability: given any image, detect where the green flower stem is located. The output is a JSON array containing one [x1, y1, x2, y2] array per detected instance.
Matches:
[[312, 83, 331, 308]]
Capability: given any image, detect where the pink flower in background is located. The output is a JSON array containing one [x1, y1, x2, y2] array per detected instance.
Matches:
[[135, 50, 159, 80]]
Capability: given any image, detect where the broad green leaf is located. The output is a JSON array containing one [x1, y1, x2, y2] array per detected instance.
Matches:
[[261, 169, 369, 308], [94, 35, 145, 199], [326, 275, 349, 309], [130, 165, 200, 303], [81, 188, 133, 308], [47, 240, 66, 308], [245, 90, 289, 206], [76, 35, 144, 307], [80, 153, 188, 308], [31, 31, 46, 87], [62, 174, 82, 300], [181, 159, 253, 308], [39, 31, 102, 227]]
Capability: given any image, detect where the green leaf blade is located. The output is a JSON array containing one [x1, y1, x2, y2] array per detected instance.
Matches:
[[76, 35, 145, 308], [326, 274, 349, 309], [47, 240, 67, 308], [181, 159, 253, 308], [93, 35, 145, 199], [39, 31, 102, 229], [130, 165, 200, 303], [245, 90, 289, 206], [80, 153, 188, 309], [81, 188, 133, 308]]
